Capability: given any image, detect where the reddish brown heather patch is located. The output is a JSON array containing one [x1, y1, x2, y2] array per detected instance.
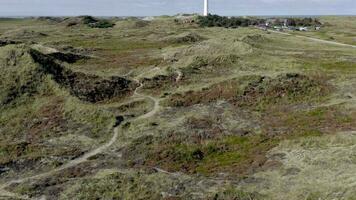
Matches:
[[142, 134, 278, 176], [160, 116, 225, 145], [122, 115, 276, 177], [93, 49, 163, 70], [165, 73, 328, 108], [124, 73, 337, 177], [233, 73, 328, 108], [27, 98, 66, 142], [262, 105, 356, 137], [165, 79, 241, 107], [141, 74, 180, 95], [138, 105, 352, 176]]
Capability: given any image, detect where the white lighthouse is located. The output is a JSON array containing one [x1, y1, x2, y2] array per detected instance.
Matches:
[[204, 0, 209, 16]]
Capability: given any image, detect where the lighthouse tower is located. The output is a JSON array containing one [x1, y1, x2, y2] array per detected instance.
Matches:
[[204, 0, 209, 16]]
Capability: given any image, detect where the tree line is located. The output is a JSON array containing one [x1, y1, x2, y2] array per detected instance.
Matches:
[[197, 14, 322, 28]]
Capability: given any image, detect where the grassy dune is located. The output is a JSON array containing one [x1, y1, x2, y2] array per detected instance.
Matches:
[[0, 16, 355, 199]]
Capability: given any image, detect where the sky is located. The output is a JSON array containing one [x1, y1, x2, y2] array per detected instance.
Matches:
[[0, 0, 355, 17]]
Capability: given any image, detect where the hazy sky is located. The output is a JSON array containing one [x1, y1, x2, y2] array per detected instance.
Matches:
[[0, 0, 355, 16]]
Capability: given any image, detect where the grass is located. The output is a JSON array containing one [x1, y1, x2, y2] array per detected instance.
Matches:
[[271, 104, 352, 132], [0, 15, 356, 200], [196, 135, 278, 175], [142, 128, 322, 176], [245, 132, 356, 200], [292, 16, 356, 46], [0, 48, 115, 175]]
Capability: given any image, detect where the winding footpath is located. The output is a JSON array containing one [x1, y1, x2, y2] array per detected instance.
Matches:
[[0, 68, 163, 200]]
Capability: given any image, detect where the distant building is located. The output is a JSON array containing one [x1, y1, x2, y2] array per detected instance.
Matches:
[[273, 26, 283, 31], [298, 27, 308, 31], [284, 19, 288, 27], [257, 24, 268, 31]]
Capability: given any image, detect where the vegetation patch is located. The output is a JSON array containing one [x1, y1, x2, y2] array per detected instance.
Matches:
[[182, 54, 240, 75], [165, 73, 327, 108], [36, 17, 64, 23], [232, 73, 328, 108], [47, 51, 87, 63], [240, 34, 269, 45], [29, 49, 138, 103], [0, 39, 21, 47], [142, 73, 179, 92], [165, 32, 204, 44], [59, 171, 190, 200], [208, 186, 262, 200], [115, 19, 151, 29], [65, 16, 115, 28], [0, 92, 113, 173], [122, 115, 277, 176], [197, 14, 321, 29], [164, 78, 241, 107], [0, 45, 44, 105], [321, 60, 356, 71], [197, 14, 264, 28], [262, 106, 356, 136], [2, 30, 48, 41], [123, 105, 356, 177]]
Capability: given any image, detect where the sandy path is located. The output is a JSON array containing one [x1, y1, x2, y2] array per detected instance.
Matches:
[[0, 68, 162, 199]]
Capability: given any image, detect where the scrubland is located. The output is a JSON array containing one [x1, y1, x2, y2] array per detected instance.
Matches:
[[0, 15, 355, 199]]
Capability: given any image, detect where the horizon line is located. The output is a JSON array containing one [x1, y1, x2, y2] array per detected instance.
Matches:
[[1, 14, 356, 18]]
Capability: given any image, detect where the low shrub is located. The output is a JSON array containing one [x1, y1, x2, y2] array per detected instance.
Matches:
[[197, 14, 264, 28], [88, 20, 115, 28]]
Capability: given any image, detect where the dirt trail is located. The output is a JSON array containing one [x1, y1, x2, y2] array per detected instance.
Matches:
[[0, 68, 163, 199], [269, 30, 356, 48], [132, 67, 162, 119]]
